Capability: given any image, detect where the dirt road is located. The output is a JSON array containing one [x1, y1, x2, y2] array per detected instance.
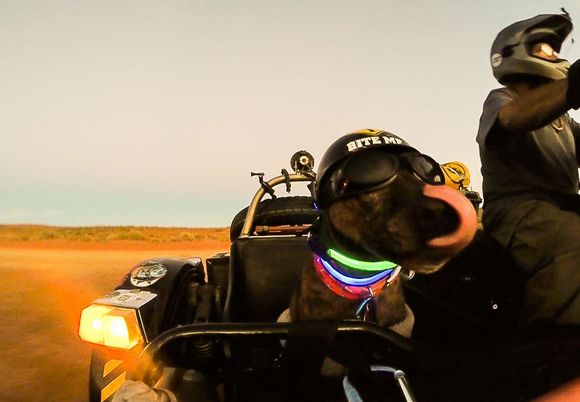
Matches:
[[0, 242, 228, 402]]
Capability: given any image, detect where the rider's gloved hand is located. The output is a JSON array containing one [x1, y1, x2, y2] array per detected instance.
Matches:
[[567, 59, 580, 109], [111, 380, 177, 402]]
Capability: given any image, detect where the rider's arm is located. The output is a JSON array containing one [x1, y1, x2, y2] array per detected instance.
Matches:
[[498, 79, 569, 134], [497, 60, 580, 135]]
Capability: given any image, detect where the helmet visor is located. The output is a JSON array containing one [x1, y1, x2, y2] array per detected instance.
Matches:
[[529, 42, 561, 61]]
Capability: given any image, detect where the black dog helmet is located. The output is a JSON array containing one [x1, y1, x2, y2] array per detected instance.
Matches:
[[490, 12, 573, 83], [315, 129, 444, 207]]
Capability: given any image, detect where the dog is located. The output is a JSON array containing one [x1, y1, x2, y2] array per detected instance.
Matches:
[[286, 129, 477, 338]]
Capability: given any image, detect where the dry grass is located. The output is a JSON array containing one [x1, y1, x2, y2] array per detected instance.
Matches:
[[0, 224, 229, 243], [0, 226, 229, 402]]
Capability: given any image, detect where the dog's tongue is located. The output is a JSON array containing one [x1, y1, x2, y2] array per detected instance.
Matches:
[[423, 184, 477, 252]]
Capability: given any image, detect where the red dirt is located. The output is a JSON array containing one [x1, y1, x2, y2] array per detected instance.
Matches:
[[0, 241, 229, 402]]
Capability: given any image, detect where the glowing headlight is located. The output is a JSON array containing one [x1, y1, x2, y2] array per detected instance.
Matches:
[[79, 304, 143, 350]]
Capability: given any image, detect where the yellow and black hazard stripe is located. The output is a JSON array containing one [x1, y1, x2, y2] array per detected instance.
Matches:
[[99, 359, 126, 401]]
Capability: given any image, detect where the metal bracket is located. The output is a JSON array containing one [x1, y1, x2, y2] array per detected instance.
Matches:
[[281, 169, 292, 193], [251, 172, 276, 200]]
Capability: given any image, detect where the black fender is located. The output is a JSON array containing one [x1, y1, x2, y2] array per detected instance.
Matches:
[[116, 257, 206, 339], [88, 257, 205, 402]]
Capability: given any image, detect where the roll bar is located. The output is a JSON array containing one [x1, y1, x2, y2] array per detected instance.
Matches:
[[239, 151, 316, 238], [134, 320, 416, 382]]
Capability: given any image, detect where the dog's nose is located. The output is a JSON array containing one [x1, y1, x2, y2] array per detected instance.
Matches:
[[422, 184, 477, 252]]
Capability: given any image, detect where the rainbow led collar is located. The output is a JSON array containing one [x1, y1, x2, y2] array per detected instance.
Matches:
[[327, 248, 399, 272], [313, 254, 401, 300], [320, 257, 397, 287]]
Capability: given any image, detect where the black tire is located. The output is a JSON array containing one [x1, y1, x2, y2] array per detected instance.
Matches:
[[230, 196, 318, 240]]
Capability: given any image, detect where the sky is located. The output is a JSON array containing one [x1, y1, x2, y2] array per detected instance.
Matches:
[[2, 0, 580, 227]]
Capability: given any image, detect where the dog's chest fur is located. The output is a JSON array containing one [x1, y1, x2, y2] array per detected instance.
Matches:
[[289, 257, 408, 329]]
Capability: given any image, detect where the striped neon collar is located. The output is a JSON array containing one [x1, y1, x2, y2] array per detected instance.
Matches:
[[327, 247, 399, 272], [313, 253, 401, 300]]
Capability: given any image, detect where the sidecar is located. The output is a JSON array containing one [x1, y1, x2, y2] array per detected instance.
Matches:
[[79, 151, 580, 402]]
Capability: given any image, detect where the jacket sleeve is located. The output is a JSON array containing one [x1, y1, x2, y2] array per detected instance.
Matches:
[[476, 88, 514, 148], [569, 116, 580, 165]]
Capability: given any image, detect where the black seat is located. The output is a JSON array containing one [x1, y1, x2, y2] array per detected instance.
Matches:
[[221, 235, 317, 401], [224, 235, 311, 323]]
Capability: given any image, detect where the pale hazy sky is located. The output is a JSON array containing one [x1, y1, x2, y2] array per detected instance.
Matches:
[[2, 0, 580, 227]]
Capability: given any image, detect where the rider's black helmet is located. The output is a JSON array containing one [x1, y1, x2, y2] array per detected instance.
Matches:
[[315, 129, 419, 208], [490, 12, 573, 83]]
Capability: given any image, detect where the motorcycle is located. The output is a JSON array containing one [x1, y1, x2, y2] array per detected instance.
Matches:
[[78, 151, 580, 402]]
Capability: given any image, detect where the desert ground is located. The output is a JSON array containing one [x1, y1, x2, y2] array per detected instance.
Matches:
[[0, 225, 229, 402]]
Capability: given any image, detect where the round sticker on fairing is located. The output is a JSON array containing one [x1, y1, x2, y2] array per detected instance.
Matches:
[[130, 261, 167, 287], [491, 53, 502, 67]]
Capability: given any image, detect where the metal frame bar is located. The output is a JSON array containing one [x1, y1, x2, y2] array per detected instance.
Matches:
[[240, 172, 315, 237]]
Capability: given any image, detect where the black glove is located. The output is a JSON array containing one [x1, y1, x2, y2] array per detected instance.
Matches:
[[567, 59, 580, 109]]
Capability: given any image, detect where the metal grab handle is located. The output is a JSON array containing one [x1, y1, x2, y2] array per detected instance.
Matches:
[[240, 171, 315, 237], [372, 366, 417, 402], [342, 365, 417, 402]]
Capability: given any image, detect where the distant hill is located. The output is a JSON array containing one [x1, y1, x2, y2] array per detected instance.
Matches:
[[0, 225, 229, 243]]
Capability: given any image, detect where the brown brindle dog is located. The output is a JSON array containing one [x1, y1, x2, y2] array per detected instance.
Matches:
[[287, 130, 477, 337]]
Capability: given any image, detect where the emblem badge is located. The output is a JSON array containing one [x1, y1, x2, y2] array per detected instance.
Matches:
[[130, 261, 167, 287]]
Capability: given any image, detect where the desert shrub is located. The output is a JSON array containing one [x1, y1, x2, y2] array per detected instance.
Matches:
[[0, 225, 230, 243], [117, 232, 147, 241], [41, 231, 57, 240]]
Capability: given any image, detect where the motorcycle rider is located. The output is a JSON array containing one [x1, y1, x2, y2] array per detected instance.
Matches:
[[477, 11, 580, 326]]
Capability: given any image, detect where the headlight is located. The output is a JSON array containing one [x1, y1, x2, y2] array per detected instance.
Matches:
[[79, 304, 144, 350]]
